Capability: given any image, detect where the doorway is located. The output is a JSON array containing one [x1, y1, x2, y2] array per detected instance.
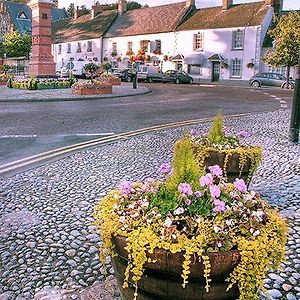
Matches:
[[212, 62, 220, 82]]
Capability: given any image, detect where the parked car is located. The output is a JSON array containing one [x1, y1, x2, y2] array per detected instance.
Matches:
[[249, 72, 294, 89], [112, 68, 135, 82], [137, 65, 162, 83], [162, 70, 193, 84]]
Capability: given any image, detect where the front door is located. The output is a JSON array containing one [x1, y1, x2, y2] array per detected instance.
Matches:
[[212, 62, 220, 82]]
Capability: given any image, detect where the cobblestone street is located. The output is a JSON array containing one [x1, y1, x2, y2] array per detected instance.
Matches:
[[0, 109, 299, 300]]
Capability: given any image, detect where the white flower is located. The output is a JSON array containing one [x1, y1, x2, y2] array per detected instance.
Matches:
[[253, 230, 260, 237], [119, 216, 126, 223], [113, 204, 119, 210], [164, 217, 173, 227], [128, 204, 135, 209], [217, 241, 222, 248], [225, 219, 234, 226], [251, 210, 264, 222], [132, 212, 139, 218], [214, 226, 222, 233], [173, 207, 185, 215], [141, 201, 149, 208]]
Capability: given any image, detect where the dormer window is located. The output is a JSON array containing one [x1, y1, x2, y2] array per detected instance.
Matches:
[[17, 11, 28, 19]]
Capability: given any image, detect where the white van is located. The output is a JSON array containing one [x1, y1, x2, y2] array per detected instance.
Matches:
[[137, 65, 162, 83]]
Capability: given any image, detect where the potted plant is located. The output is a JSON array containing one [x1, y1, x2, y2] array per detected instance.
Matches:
[[246, 62, 255, 69], [183, 113, 262, 184], [220, 62, 229, 69], [0, 73, 8, 85], [94, 139, 287, 300]]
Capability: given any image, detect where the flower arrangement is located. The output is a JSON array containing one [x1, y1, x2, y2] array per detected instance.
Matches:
[[185, 113, 262, 183], [246, 62, 255, 69], [7, 76, 76, 90], [94, 138, 287, 300], [220, 62, 229, 69], [126, 50, 134, 56], [83, 63, 99, 81], [153, 49, 161, 55], [111, 51, 118, 57], [134, 49, 146, 62]]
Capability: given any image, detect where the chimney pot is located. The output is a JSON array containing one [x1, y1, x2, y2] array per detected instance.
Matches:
[[222, 0, 233, 10], [186, 0, 195, 7]]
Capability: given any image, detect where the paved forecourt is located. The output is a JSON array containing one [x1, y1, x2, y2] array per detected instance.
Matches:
[[0, 110, 299, 300]]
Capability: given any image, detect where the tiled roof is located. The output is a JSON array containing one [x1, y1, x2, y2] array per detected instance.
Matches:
[[5, 1, 68, 35], [105, 2, 190, 37], [177, 1, 269, 31], [52, 10, 118, 43]]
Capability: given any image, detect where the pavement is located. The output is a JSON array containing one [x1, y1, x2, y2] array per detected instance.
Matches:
[[0, 109, 299, 300], [0, 83, 151, 102]]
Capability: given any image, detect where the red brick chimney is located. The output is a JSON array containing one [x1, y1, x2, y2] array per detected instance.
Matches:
[[186, 0, 195, 7], [28, 0, 55, 76], [74, 6, 80, 19], [118, 0, 127, 15], [265, 0, 282, 12], [92, 4, 102, 18], [222, 0, 233, 10]]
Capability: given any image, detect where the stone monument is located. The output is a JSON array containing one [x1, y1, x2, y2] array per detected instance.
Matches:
[[28, 0, 55, 76]]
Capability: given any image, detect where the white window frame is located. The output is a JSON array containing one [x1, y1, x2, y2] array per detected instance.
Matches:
[[127, 41, 133, 51], [232, 29, 244, 50], [67, 43, 71, 53], [230, 59, 242, 78], [58, 44, 62, 54], [193, 33, 204, 51], [267, 65, 287, 77], [77, 42, 82, 53], [87, 41, 93, 52], [112, 42, 117, 53]]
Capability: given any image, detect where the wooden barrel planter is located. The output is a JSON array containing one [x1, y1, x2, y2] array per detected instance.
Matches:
[[205, 150, 252, 184], [111, 235, 240, 300]]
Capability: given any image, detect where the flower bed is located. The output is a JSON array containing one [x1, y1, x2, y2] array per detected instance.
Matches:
[[7, 77, 75, 90], [94, 138, 287, 300], [72, 81, 112, 95], [97, 74, 121, 86]]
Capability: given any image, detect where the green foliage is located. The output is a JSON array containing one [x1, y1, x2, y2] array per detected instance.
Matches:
[[166, 138, 201, 192], [264, 11, 300, 78], [208, 113, 225, 144], [3, 31, 32, 58], [83, 63, 99, 80], [66, 3, 75, 17]]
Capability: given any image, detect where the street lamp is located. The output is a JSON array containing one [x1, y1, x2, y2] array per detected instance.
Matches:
[[289, 51, 300, 143]]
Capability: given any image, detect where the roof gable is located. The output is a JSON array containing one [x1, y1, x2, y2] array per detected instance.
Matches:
[[177, 1, 269, 31], [105, 2, 189, 38], [52, 10, 118, 43]]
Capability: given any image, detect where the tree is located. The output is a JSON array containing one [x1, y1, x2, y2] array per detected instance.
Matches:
[[264, 11, 300, 84], [67, 3, 75, 18], [3, 31, 32, 58], [80, 5, 90, 15], [127, 1, 142, 10]]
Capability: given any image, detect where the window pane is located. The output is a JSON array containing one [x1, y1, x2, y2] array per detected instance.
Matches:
[[231, 59, 242, 77], [232, 30, 244, 49]]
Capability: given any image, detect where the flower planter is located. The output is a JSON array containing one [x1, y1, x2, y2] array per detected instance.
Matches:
[[0, 80, 7, 86], [204, 150, 253, 184], [97, 77, 121, 86], [112, 235, 240, 300], [72, 83, 112, 95]]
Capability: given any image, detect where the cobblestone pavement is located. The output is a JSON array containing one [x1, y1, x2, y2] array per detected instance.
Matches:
[[0, 84, 150, 102], [0, 109, 299, 300]]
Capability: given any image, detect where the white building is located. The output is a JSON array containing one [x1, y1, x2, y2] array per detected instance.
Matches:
[[52, 6, 117, 73], [103, 0, 279, 84]]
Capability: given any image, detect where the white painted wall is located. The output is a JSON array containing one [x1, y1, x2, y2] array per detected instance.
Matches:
[[53, 38, 102, 72]]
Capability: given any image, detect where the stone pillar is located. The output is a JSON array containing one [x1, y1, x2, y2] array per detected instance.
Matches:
[[28, 0, 55, 77], [118, 0, 127, 15]]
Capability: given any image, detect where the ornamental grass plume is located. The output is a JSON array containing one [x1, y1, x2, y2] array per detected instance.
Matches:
[[94, 135, 287, 300]]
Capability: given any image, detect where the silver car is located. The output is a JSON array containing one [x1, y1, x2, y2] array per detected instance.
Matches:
[[249, 72, 294, 89]]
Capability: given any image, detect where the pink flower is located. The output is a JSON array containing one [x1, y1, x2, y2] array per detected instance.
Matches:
[[118, 180, 133, 196], [185, 199, 192, 206], [208, 165, 223, 178], [234, 178, 247, 193], [199, 173, 213, 186], [210, 185, 221, 199], [238, 130, 250, 138], [158, 163, 172, 175], [178, 183, 193, 196], [194, 191, 202, 197], [214, 199, 226, 212]]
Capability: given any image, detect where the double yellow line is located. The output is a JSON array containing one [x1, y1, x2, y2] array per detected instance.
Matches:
[[0, 113, 253, 177]]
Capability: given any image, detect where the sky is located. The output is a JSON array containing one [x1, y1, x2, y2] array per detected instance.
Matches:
[[58, 0, 300, 10]]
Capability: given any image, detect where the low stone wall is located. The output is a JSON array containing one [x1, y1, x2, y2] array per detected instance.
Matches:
[[72, 83, 112, 95]]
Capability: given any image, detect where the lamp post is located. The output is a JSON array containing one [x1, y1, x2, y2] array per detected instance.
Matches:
[[289, 51, 300, 143]]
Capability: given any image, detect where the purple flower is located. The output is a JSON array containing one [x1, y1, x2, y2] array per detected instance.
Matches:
[[234, 178, 247, 193], [189, 129, 199, 136], [185, 199, 192, 206], [158, 163, 172, 175], [238, 130, 250, 138], [213, 199, 226, 212], [194, 191, 202, 197], [178, 183, 193, 196], [199, 173, 213, 187], [118, 180, 133, 196], [208, 165, 223, 178], [210, 184, 221, 199]]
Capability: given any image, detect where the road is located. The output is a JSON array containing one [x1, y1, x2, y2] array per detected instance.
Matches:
[[0, 83, 293, 166]]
